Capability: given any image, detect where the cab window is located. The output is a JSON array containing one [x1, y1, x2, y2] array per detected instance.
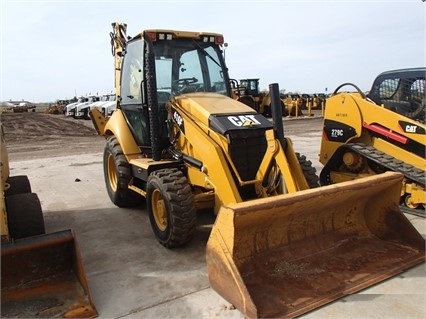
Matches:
[[121, 40, 144, 105]]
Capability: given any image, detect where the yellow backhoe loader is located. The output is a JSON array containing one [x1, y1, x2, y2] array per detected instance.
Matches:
[[1, 124, 97, 318], [320, 68, 425, 217], [90, 23, 425, 318]]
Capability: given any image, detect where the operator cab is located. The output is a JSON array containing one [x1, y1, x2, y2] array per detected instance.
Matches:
[[239, 79, 260, 97], [118, 30, 230, 153]]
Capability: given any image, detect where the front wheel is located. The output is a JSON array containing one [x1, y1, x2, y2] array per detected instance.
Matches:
[[296, 153, 320, 188], [83, 109, 91, 120], [147, 168, 196, 248]]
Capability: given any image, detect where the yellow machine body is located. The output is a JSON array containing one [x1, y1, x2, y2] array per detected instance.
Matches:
[[319, 71, 425, 216], [90, 24, 425, 318]]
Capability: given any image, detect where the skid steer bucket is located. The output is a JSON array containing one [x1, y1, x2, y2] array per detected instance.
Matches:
[[1, 229, 97, 318], [207, 172, 425, 318]]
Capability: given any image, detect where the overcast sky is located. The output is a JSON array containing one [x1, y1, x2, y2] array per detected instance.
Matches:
[[1, 0, 425, 102]]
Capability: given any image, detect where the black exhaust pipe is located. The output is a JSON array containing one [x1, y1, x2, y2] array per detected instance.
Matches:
[[269, 83, 286, 150]]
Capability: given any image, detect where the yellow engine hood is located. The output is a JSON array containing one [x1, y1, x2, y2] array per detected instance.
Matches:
[[174, 93, 256, 127]]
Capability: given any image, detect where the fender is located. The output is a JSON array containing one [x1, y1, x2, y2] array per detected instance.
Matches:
[[94, 108, 140, 156]]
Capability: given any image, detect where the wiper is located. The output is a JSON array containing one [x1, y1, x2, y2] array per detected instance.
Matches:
[[192, 40, 222, 69]]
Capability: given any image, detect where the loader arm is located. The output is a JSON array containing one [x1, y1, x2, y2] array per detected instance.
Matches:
[[321, 92, 426, 169]]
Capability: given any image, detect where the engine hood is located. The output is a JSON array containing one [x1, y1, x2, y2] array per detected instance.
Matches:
[[172, 92, 272, 135], [174, 93, 255, 126]]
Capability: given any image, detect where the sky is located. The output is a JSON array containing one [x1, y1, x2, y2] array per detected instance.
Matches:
[[1, 0, 425, 102]]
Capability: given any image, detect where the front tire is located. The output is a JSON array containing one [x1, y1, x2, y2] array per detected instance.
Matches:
[[83, 109, 91, 120], [103, 136, 143, 207], [296, 153, 320, 188], [147, 168, 196, 248]]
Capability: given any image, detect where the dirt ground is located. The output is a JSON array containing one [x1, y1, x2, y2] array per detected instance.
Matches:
[[1, 111, 324, 162], [1, 112, 105, 161], [2, 111, 425, 319]]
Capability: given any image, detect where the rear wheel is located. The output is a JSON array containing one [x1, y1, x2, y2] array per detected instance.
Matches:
[[6, 193, 45, 239], [103, 136, 143, 207], [147, 168, 196, 248]]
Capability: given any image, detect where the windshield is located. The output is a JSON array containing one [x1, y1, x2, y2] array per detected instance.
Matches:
[[153, 39, 229, 98]]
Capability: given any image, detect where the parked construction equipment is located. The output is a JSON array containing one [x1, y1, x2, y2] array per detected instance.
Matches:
[[74, 96, 100, 119], [90, 23, 425, 318], [75, 94, 117, 119], [320, 67, 425, 217], [65, 97, 87, 117], [230, 78, 303, 117], [1, 124, 97, 318]]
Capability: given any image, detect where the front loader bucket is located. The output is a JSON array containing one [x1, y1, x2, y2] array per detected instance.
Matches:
[[1, 229, 98, 318], [206, 172, 425, 318]]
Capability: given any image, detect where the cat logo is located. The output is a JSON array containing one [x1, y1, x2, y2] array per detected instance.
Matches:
[[398, 120, 425, 134], [228, 115, 261, 127], [173, 110, 185, 133], [405, 125, 417, 133]]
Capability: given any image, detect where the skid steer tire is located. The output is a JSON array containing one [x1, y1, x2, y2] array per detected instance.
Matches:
[[297, 152, 320, 188], [4, 175, 32, 196], [6, 192, 45, 240], [103, 136, 143, 207], [147, 168, 196, 248]]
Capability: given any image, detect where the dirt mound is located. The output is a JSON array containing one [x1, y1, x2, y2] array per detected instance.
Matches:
[[1, 112, 105, 161]]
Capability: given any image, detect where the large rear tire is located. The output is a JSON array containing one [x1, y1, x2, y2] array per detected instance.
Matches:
[[6, 193, 45, 240], [103, 136, 143, 207], [147, 168, 196, 248]]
